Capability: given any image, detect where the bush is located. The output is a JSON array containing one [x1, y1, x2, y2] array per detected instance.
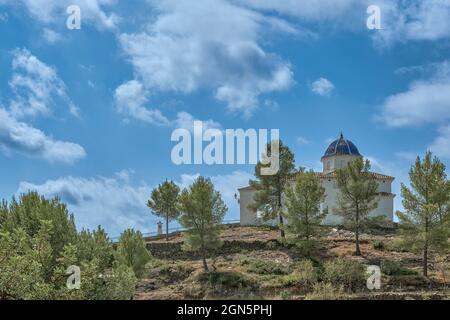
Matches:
[[293, 239, 320, 256], [199, 271, 256, 290], [115, 229, 152, 278], [0, 192, 139, 300], [281, 260, 317, 289], [386, 239, 414, 252], [157, 261, 194, 283], [240, 258, 289, 275], [305, 283, 342, 300], [373, 240, 385, 250], [380, 260, 417, 276], [322, 257, 366, 292]]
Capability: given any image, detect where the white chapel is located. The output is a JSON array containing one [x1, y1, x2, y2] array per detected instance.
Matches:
[[239, 134, 395, 226]]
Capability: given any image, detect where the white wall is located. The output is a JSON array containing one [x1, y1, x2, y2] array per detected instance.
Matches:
[[239, 188, 257, 225], [322, 155, 360, 173], [240, 178, 394, 226]]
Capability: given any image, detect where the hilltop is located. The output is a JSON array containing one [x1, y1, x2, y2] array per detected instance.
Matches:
[[134, 225, 450, 300]]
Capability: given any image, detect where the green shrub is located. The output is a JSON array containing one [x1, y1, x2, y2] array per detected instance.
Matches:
[[380, 260, 417, 276], [240, 258, 289, 275], [373, 240, 385, 250], [281, 260, 317, 289], [385, 239, 414, 252], [322, 257, 366, 292], [199, 271, 255, 289], [157, 261, 194, 283], [116, 229, 152, 278], [305, 282, 342, 300], [280, 290, 293, 300]]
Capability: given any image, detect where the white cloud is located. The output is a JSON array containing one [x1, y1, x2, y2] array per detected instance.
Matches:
[[42, 28, 62, 44], [311, 77, 335, 96], [118, 0, 293, 117], [114, 80, 171, 126], [17, 169, 253, 236], [0, 108, 86, 163], [178, 170, 253, 221], [1, 0, 119, 31], [378, 61, 450, 127], [114, 80, 222, 133], [372, 0, 450, 47], [430, 125, 450, 159], [234, 0, 363, 22], [17, 171, 152, 237], [173, 111, 222, 134], [236, 0, 450, 47], [9, 48, 79, 118], [297, 136, 310, 145]]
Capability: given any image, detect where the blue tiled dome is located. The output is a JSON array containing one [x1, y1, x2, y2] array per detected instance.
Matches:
[[322, 133, 361, 159]]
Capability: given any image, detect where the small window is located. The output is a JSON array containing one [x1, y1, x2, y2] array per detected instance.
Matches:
[[326, 161, 330, 170]]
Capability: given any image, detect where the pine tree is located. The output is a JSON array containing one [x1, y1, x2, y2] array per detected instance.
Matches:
[[178, 176, 227, 271], [249, 140, 296, 238], [334, 157, 378, 256], [147, 180, 180, 241], [285, 170, 327, 245], [116, 229, 152, 278], [397, 152, 450, 277]]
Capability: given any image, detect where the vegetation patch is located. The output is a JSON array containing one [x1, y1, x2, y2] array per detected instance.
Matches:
[[239, 257, 290, 275], [322, 257, 366, 292], [380, 260, 417, 276]]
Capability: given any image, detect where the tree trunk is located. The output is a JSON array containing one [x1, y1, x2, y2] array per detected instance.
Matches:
[[355, 206, 361, 256], [355, 228, 361, 256], [423, 218, 429, 277], [202, 250, 208, 271], [279, 214, 285, 238], [165, 215, 169, 241], [278, 189, 285, 238]]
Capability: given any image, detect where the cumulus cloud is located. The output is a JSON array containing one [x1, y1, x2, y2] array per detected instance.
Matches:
[[430, 125, 450, 159], [178, 170, 253, 221], [0, 108, 86, 163], [173, 111, 222, 133], [0, 49, 85, 163], [42, 28, 62, 44], [118, 0, 293, 117], [234, 0, 363, 23], [311, 77, 335, 96], [378, 61, 450, 127], [114, 80, 171, 126], [9, 48, 79, 118], [114, 80, 222, 132], [1, 0, 119, 31], [17, 170, 151, 237], [17, 169, 252, 236], [372, 0, 450, 47]]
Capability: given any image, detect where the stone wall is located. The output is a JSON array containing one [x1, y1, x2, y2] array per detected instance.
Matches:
[[147, 239, 280, 260]]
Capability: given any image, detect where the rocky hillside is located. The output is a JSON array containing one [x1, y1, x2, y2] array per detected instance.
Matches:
[[134, 225, 450, 300]]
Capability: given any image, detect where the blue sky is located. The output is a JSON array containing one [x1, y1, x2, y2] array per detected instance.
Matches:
[[0, 0, 449, 237]]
